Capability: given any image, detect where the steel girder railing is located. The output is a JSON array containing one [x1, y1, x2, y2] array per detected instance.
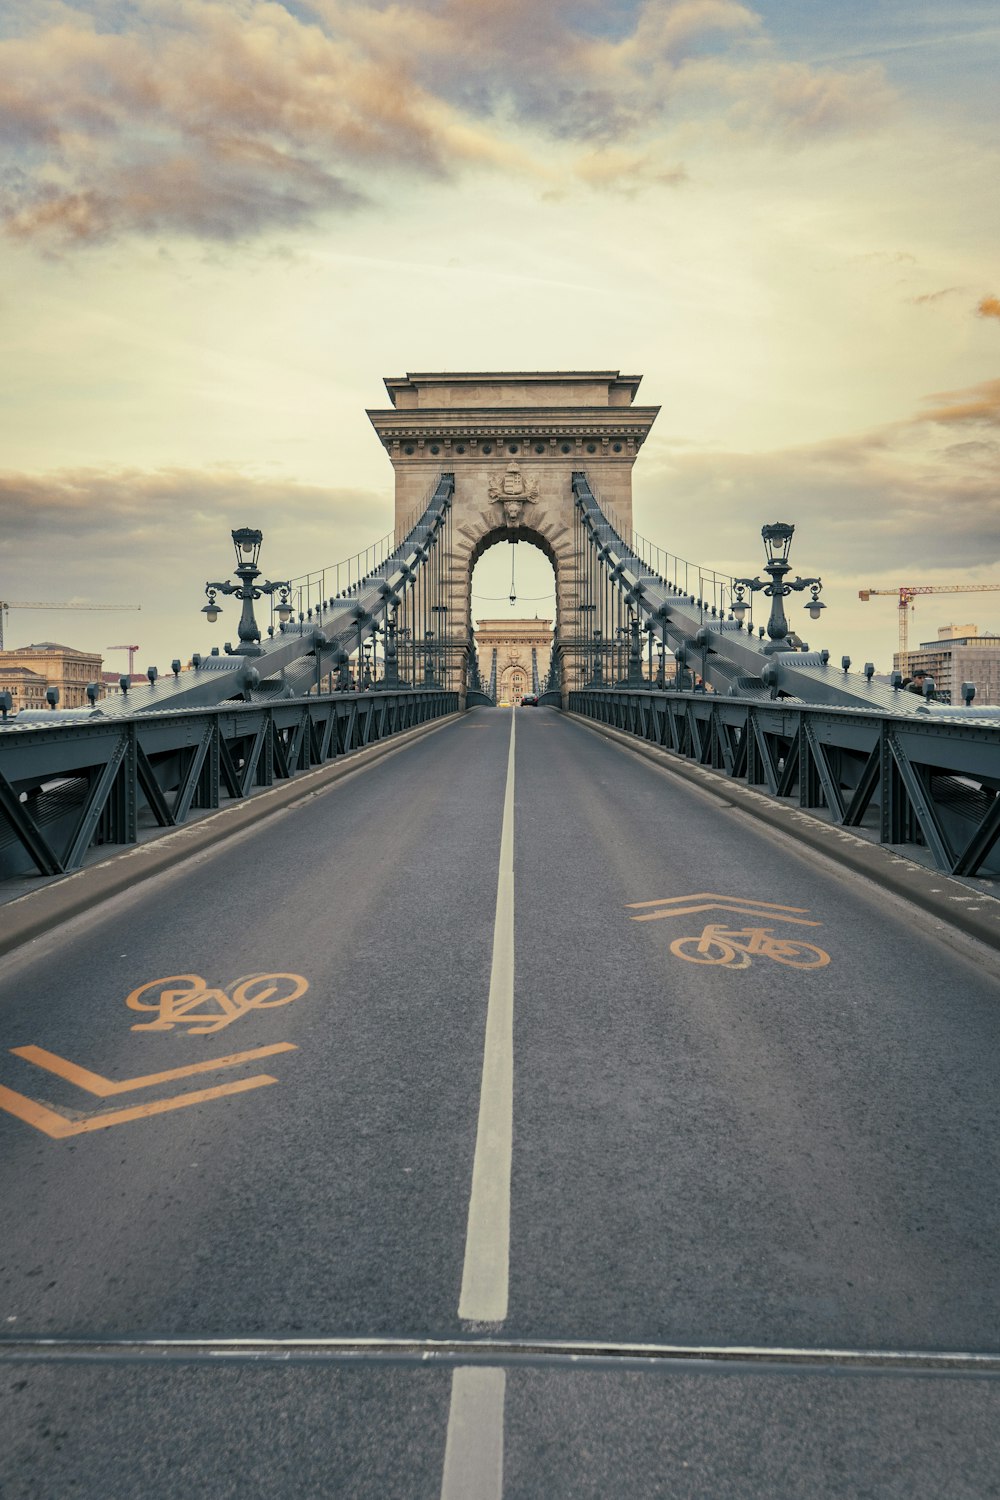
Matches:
[[0, 689, 458, 881], [570, 687, 1000, 878]]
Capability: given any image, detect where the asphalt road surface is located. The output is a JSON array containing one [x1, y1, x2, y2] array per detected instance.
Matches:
[[2, 706, 999, 1498]]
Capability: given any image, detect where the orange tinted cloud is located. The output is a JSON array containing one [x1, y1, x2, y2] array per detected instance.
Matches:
[[0, 2, 532, 246], [0, 0, 898, 247], [978, 295, 1000, 320], [920, 378, 1000, 426]]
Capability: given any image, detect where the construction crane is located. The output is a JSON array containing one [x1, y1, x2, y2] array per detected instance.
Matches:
[[106, 644, 141, 676], [858, 584, 1000, 654], [0, 601, 140, 651]]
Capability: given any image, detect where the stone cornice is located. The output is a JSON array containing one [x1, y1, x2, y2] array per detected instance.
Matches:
[[368, 405, 658, 432], [368, 405, 659, 459]]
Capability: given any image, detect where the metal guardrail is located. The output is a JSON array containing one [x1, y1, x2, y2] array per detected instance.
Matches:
[[570, 687, 1000, 878], [0, 689, 458, 881]]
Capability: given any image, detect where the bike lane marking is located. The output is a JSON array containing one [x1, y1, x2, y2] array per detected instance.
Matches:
[[441, 709, 516, 1500], [126, 971, 309, 1034], [0, 976, 306, 1136], [627, 893, 821, 926], [0, 1073, 281, 1137], [9, 1042, 296, 1096], [627, 892, 831, 971]]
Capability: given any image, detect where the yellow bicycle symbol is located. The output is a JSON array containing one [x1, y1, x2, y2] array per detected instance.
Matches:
[[669, 924, 830, 971], [125, 973, 309, 1034]]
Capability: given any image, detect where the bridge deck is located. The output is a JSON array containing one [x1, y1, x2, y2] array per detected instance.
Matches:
[[2, 707, 999, 1497]]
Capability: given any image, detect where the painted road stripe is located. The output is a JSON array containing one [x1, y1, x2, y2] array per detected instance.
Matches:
[[630, 903, 822, 927], [11, 1043, 295, 1096], [626, 892, 811, 912], [0, 1074, 279, 1137], [440, 1367, 506, 1500], [442, 711, 516, 1500], [458, 707, 516, 1323]]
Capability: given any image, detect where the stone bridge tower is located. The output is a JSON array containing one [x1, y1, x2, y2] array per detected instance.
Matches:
[[367, 372, 659, 698]]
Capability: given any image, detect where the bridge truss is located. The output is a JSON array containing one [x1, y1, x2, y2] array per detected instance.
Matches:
[[0, 689, 457, 880]]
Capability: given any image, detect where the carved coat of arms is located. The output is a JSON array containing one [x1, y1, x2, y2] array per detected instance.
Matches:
[[489, 462, 539, 525]]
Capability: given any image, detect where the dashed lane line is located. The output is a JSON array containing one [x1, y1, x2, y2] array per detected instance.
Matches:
[[441, 708, 516, 1500], [458, 706, 516, 1323], [441, 1367, 505, 1500]]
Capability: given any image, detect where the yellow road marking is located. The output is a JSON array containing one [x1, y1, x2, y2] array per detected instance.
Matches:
[[0, 1075, 278, 1137], [125, 973, 308, 1034], [669, 924, 831, 971], [9, 1043, 296, 1097], [630, 902, 821, 927], [627, 892, 812, 912]]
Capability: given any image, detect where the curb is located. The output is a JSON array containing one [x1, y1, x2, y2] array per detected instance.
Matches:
[[0, 711, 465, 959], [565, 711, 1000, 955]]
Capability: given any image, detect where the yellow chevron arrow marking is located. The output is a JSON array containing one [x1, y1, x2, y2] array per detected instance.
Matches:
[[627, 892, 811, 912], [626, 893, 821, 926], [629, 903, 821, 926], [0, 1043, 298, 1138], [0, 1075, 278, 1138], [10, 1043, 295, 1096]]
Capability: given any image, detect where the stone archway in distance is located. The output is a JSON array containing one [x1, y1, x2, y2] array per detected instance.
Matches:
[[367, 372, 659, 701], [474, 611, 554, 706]]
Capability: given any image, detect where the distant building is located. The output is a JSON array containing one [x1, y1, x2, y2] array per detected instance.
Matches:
[[0, 642, 103, 709], [0, 665, 48, 713], [897, 625, 1000, 706], [101, 671, 148, 696], [475, 618, 552, 703]]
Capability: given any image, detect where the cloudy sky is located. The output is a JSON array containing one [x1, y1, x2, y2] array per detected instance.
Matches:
[[1, 0, 998, 676]]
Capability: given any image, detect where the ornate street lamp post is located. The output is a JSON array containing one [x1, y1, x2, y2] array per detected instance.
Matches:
[[576, 602, 596, 688], [627, 609, 644, 687], [397, 624, 413, 686], [202, 528, 292, 656], [430, 602, 448, 691], [644, 620, 656, 686], [592, 628, 604, 686], [381, 608, 402, 689], [731, 522, 825, 654]]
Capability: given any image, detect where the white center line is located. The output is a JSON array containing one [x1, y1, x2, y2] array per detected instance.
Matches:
[[458, 706, 516, 1323], [441, 1367, 506, 1500], [441, 709, 516, 1500]]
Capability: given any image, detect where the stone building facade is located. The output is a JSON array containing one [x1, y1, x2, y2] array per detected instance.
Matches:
[[0, 665, 48, 713], [367, 371, 658, 698], [0, 642, 104, 709], [474, 618, 553, 704]]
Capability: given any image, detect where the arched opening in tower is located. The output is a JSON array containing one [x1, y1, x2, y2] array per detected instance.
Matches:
[[469, 535, 556, 704]]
